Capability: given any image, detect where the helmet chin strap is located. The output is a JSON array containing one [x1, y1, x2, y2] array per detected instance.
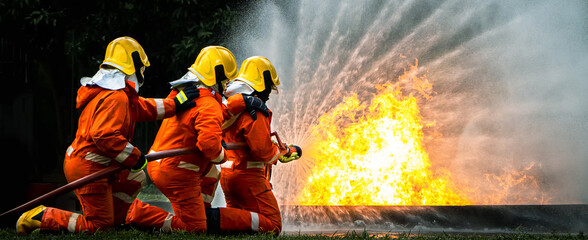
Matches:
[[131, 51, 145, 86], [256, 70, 274, 102], [216, 81, 224, 97], [214, 65, 227, 97]]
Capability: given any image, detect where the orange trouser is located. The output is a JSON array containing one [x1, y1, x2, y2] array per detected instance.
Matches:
[[40, 154, 144, 233], [126, 160, 209, 232], [219, 168, 281, 234]]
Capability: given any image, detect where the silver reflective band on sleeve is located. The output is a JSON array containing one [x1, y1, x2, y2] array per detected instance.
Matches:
[[66, 146, 74, 156], [154, 98, 165, 120], [220, 161, 233, 169], [246, 161, 265, 169], [268, 146, 280, 163], [115, 142, 134, 163], [210, 148, 225, 163], [85, 152, 112, 166], [250, 212, 259, 232], [161, 213, 173, 232], [67, 213, 80, 233], [177, 161, 201, 172]]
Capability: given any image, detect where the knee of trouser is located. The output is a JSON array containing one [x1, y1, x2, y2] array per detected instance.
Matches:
[[185, 220, 207, 233], [90, 218, 115, 232], [259, 215, 281, 234], [69, 208, 115, 233]]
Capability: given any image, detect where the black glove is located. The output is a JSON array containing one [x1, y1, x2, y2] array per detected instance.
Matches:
[[243, 95, 269, 121], [174, 85, 200, 112], [131, 154, 147, 172]]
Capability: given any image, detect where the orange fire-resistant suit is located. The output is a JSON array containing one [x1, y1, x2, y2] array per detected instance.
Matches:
[[40, 84, 177, 233], [125, 88, 228, 232], [218, 109, 282, 234]]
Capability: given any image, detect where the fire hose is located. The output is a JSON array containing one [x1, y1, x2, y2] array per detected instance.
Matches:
[[0, 132, 299, 218]]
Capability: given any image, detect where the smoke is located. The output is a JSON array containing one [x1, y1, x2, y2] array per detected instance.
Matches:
[[440, 1, 588, 204], [226, 0, 588, 204]]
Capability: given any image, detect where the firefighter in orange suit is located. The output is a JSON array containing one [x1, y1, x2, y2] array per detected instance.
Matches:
[[206, 56, 301, 235], [15, 36, 200, 235], [124, 47, 270, 232]]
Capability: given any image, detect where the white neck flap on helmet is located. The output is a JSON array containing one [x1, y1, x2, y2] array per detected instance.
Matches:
[[224, 80, 255, 98], [81, 68, 127, 90]]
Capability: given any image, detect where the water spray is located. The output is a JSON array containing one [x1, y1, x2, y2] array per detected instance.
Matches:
[[227, 0, 588, 233]]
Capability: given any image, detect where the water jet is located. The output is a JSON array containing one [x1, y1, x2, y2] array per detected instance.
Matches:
[[222, 0, 588, 233]]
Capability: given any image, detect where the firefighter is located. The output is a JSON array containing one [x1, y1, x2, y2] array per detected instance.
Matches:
[[206, 56, 301, 235], [15, 36, 201, 235], [124, 46, 270, 232]]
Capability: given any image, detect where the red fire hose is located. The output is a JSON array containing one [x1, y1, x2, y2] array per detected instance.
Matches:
[[0, 142, 248, 218]]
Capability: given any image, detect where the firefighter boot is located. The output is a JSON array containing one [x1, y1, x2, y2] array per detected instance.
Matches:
[[16, 205, 46, 235]]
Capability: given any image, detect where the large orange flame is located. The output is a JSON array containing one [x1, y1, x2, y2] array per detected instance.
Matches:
[[296, 60, 471, 205]]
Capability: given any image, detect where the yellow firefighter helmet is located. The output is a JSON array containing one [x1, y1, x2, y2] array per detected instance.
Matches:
[[100, 36, 150, 77], [235, 56, 280, 92], [188, 46, 237, 87]]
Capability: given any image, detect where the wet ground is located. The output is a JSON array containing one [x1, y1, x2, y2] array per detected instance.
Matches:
[[40, 200, 586, 234], [280, 205, 588, 234]]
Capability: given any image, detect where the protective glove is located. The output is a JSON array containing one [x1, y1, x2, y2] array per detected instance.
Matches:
[[278, 144, 302, 163], [243, 95, 269, 121], [131, 154, 147, 173], [279, 152, 299, 163], [174, 85, 199, 112]]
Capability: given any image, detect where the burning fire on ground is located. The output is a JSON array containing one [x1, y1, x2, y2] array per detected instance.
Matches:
[[294, 59, 545, 206]]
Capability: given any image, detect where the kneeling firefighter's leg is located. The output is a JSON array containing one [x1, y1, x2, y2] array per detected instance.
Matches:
[[251, 186, 282, 233], [206, 207, 279, 234], [112, 170, 146, 225], [126, 199, 174, 231], [42, 181, 114, 233]]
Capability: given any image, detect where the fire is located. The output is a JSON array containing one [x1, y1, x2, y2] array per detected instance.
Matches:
[[296, 60, 471, 205]]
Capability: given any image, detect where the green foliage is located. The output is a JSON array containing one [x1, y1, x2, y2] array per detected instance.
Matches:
[[26, 8, 59, 26], [0, 0, 247, 185], [1, 0, 244, 88]]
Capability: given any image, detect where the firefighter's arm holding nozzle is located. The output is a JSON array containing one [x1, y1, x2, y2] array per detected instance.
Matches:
[[225, 94, 301, 163], [220, 54, 301, 165]]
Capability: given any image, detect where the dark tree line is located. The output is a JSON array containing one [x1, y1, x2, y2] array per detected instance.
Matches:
[[0, 0, 246, 217]]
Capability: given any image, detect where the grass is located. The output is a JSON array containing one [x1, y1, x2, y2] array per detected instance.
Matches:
[[0, 228, 585, 240]]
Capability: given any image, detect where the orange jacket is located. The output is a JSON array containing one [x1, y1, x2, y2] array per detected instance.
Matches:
[[149, 88, 226, 172], [68, 85, 176, 169], [222, 109, 280, 171]]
